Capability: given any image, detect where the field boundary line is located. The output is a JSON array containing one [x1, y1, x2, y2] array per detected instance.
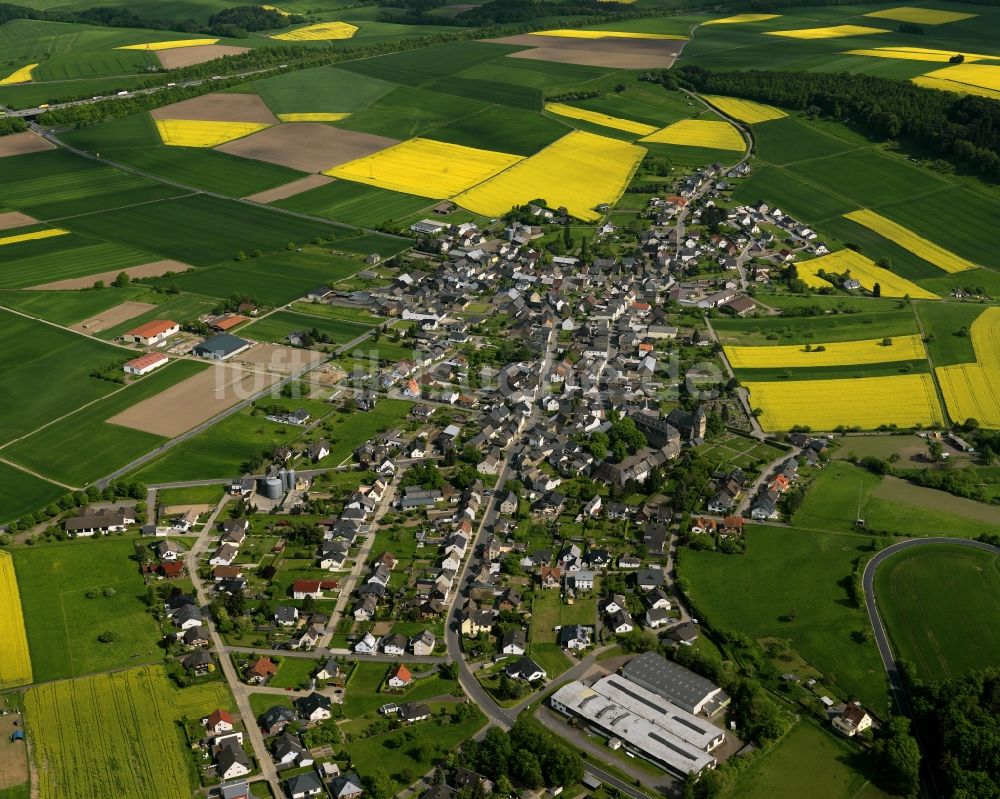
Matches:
[[0, 456, 76, 491], [43, 192, 200, 224]]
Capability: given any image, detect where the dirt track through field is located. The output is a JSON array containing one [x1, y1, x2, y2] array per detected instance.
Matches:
[[244, 173, 335, 203], [29, 259, 192, 290], [156, 44, 250, 69], [873, 475, 1000, 525], [0, 132, 55, 158], [489, 34, 684, 68], [0, 212, 39, 231], [150, 92, 277, 123], [107, 363, 280, 437], [217, 123, 398, 172], [70, 301, 157, 333]]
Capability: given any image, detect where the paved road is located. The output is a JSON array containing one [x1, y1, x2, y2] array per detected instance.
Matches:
[[863, 536, 1000, 715]]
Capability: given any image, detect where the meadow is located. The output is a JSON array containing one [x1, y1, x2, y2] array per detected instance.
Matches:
[[0, 236, 155, 290], [0, 309, 128, 443], [273, 181, 432, 228], [875, 544, 1000, 681], [679, 525, 888, 714], [242, 309, 375, 346], [250, 66, 396, 115], [0, 286, 150, 325], [12, 536, 164, 681], [0, 551, 32, 689], [25, 666, 232, 799], [154, 249, 366, 304], [0, 463, 67, 525], [3, 360, 206, 486], [711, 307, 918, 344]]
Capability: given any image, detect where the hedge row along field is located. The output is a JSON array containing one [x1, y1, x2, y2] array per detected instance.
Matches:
[[936, 307, 1000, 428], [0, 551, 32, 688], [745, 373, 944, 431], [26, 666, 232, 799], [724, 333, 925, 369]]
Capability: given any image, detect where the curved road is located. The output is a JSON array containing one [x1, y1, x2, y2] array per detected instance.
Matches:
[[863, 536, 1000, 715]]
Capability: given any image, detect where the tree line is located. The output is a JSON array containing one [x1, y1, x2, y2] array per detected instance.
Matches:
[[378, 0, 636, 27], [0, 116, 26, 137], [670, 65, 1000, 181]]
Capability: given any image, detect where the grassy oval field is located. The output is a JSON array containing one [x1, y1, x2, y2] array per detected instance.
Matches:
[[875, 544, 1000, 681]]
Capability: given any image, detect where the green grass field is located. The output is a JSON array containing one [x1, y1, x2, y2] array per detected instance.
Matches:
[[156, 484, 224, 507], [679, 525, 888, 713], [711, 308, 918, 345], [732, 360, 928, 383], [0, 308, 129, 444], [338, 85, 491, 140], [875, 544, 1000, 682], [0, 236, 156, 289], [274, 181, 432, 228], [153, 249, 365, 304], [3, 360, 206, 486], [25, 666, 232, 799], [12, 536, 164, 681], [428, 105, 567, 156], [250, 66, 397, 115], [0, 462, 66, 524], [242, 310, 376, 346], [733, 720, 891, 799], [914, 302, 984, 366], [269, 655, 318, 689], [0, 286, 148, 325]]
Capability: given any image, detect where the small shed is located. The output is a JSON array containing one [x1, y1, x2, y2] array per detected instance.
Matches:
[[10, 729, 25, 742]]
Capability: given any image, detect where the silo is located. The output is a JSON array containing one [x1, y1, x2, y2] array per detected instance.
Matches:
[[279, 468, 290, 491], [264, 477, 282, 500], [285, 468, 296, 491]]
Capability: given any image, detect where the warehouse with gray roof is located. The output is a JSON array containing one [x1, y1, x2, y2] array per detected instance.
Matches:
[[621, 651, 730, 716]]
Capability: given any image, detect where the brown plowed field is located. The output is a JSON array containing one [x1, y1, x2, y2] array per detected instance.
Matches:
[[107, 363, 280, 437], [71, 301, 157, 333], [150, 92, 277, 123], [244, 173, 335, 203], [217, 123, 398, 172], [489, 34, 684, 68], [0, 212, 39, 231], [0, 132, 55, 157], [29, 259, 191, 290], [157, 45, 250, 69]]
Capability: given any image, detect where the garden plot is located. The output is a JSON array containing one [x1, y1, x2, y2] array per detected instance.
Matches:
[[107, 363, 280, 437], [218, 123, 399, 172], [30, 258, 191, 290]]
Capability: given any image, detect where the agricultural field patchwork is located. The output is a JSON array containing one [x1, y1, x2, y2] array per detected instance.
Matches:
[[843, 209, 977, 272], [745, 373, 943, 431], [0, 551, 32, 689], [454, 130, 644, 222], [700, 95, 787, 124], [25, 666, 232, 799], [796, 249, 939, 299], [117, 38, 219, 50], [936, 307, 1000, 427], [326, 137, 522, 198], [640, 118, 745, 150], [912, 62, 1000, 98], [724, 334, 925, 369]]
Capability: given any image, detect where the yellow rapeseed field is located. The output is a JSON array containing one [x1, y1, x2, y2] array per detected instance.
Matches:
[[766, 24, 890, 39], [700, 95, 786, 124], [529, 29, 686, 40], [725, 334, 926, 370], [936, 307, 1000, 427], [0, 551, 33, 689], [912, 75, 1000, 99], [118, 38, 218, 50], [845, 46, 993, 63], [640, 118, 745, 151], [277, 112, 351, 122], [155, 119, 272, 147], [326, 138, 522, 199], [796, 249, 939, 299], [844, 209, 977, 273], [261, 3, 290, 14], [913, 63, 1000, 96], [454, 130, 644, 223], [0, 228, 69, 247], [271, 21, 358, 40], [703, 13, 780, 24], [0, 63, 38, 85], [745, 374, 943, 431], [864, 6, 975, 24], [544, 103, 655, 135]]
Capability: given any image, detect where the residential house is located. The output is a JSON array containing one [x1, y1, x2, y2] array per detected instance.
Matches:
[[382, 633, 407, 657], [832, 702, 873, 737], [460, 605, 494, 637], [295, 692, 332, 722], [400, 701, 432, 723], [246, 656, 277, 685], [646, 607, 671, 629], [354, 632, 378, 654], [182, 650, 214, 675], [260, 705, 297, 736], [567, 569, 594, 592], [540, 565, 562, 589], [315, 658, 342, 682], [636, 568, 664, 592], [608, 609, 634, 634], [274, 606, 299, 627], [205, 709, 235, 735], [388, 664, 412, 688], [330, 773, 364, 799], [504, 656, 546, 682], [411, 630, 436, 656], [216, 741, 251, 780], [557, 625, 590, 651], [286, 772, 325, 799], [500, 629, 526, 656], [273, 733, 314, 769]]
